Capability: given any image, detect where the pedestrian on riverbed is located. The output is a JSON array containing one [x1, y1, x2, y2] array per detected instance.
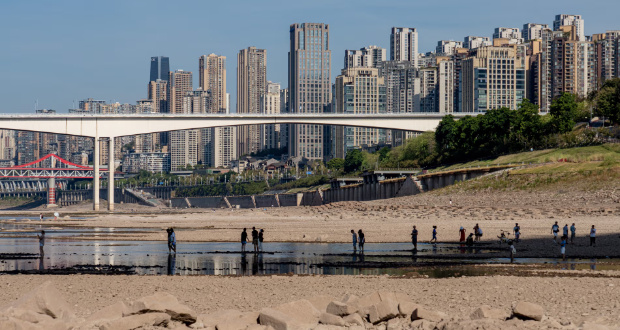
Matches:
[[357, 229, 365, 253], [251, 227, 259, 253], [475, 224, 483, 242], [590, 225, 596, 247], [430, 226, 438, 244], [241, 228, 248, 252], [513, 223, 521, 243], [39, 213, 43, 221], [559, 235, 567, 261], [411, 226, 418, 251], [258, 229, 264, 252], [459, 227, 466, 243], [551, 221, 560, 242], [37, 230, 45, 256], [351, 229, 357, 252], [166, 228, 176, 254], [563, 224, 569, 239], [466, 233, 474, 247], [570, 223, 576, 244], [473, 224, 480, 242]]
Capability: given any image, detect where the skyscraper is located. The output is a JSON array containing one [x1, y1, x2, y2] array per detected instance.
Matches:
[[260, 82, 282, 150], [493, 27, 524, 44], [237, 47, 267, 156], [199, 54, 227, 112], [288, 23, 332, 160], [522, 23, 549, 41], [169, 70, 193, 114], [550, 27, 597, 99], [390, 27, 418, 67], [554, 14, 585, 41], [436, 40, 464, 55], [344, 45, 386, 69], [150, 56, 170, 82], [463, 36, 491, 50]]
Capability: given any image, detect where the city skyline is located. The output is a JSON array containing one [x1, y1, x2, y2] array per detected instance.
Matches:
[[1, 1, 617, 113]]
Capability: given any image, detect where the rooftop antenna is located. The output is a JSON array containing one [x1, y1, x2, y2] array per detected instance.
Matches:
[[35, 99, 38, 111]]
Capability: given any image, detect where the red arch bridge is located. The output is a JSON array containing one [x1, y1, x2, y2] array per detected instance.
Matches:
[[0, 154, 108, 207]]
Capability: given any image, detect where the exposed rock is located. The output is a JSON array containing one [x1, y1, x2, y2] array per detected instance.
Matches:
[[1, 281, 75, 321], [326, 301, 357, 316], [411, 307, 447, 323], [368, 299, 400, 324], [258, 308, 297, 330], [307, 295, 336, 313], [100, 312, 171, 330], [470, 305, 508, 320], [387, 317, 406, 330], [398, 301, 421, 319], [410, 319, 436, 330], [512, 302, 544, 321], [215, 312, 259, 330], [126, 292, 197, 325], [2, 307, 54, 324], [272, 299, 320, 326], [343, 313, 365, 327], [198, 309, 244, 328], [319, 312, 345, 326], [86, 301, 129, 322]]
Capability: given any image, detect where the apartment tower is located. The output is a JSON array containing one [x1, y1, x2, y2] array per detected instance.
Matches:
[[390, 27, 418, 67], [237, 47, 267, 156]]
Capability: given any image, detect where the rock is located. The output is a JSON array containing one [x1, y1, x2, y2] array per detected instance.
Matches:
[[307, 295, 336, 313], [411, 308, 446, 323], [246, 325, 270, 330], [1, 281, 75, 321], [357, 292, 382, 308], [0, 316, 41, 330], [340, 294, 361, 311], [470, 305, 508, 320], [387, 317, 405, 330], [272, 299, 320, 326], [100, 312, 171, 330], [343, 313, 364, 326], [368, 299, 400, 324], [319, 312, 345, 327], [198, 309, 244, 328], [398, 301, 421, 319], [86, 301, 129, 322], [258, 308, 297, 330], [2, 307, 54, 324], [512, 302, 544, 321], [215, 312, 259, 330], [326, 301, 357, 316], [127, 292, 197, 325], [410, 319, 436, 330]]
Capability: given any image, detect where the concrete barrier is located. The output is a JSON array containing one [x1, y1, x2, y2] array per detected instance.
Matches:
[[254, 195, 279, 208], [301, 191, 323, 206], [227, 196, 257, 208], [187, 196, 228, 208], [278, 193, 299, 207], [171, 198, 189, 208]]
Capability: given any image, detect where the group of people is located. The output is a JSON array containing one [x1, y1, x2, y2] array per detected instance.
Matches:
[[409, 223, 485, 248], [350, 229, 366, 253], [551, 221, 597, 260], [241, 227, 264, 253]]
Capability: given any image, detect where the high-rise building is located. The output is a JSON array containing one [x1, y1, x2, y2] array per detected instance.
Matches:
[[288, 23, 332, 160], [170, 89, 208, 171], [461, 46, 526, 112], [522, 23, 549, 41], [332, 67, 387, 159], [436, 40, 464, 55], [390, 27, 418, 67], [493, 27, 521, 40], [279, 88, 289, 150], [199, 54, 227, 112], [463, 36, 491, 50], [237, 47, 267, 156], [550, 27, 597, 99], [16, 131, 39, 165], [344, 45, 386, 69], [260, 82, 282, 150], [148, 80, 168, 113], [554, 14, 585, 41], [168, 70, 193, 114], [595, 31, 620, 86], [150, 56, 170, 82], [378, 61, 418, 146], [0, 130, 16, 161]]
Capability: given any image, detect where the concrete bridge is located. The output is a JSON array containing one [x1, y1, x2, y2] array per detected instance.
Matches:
[[0, 113, 470, 211]]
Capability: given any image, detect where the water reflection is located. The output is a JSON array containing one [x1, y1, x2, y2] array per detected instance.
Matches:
[[167, 253, 176, 275]]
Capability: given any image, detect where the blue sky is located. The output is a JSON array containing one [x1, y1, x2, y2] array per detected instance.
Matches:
[[0, 0, 617, 113]]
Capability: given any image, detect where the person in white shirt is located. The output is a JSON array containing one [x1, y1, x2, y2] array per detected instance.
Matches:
[[590, 225, 596, 247], [551, 222, 560, 242]]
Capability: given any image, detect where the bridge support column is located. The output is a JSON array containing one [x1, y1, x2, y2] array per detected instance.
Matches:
[[47, 177, 57, 208], [93, 135, 100, 211], [108, 137, 115, 211]]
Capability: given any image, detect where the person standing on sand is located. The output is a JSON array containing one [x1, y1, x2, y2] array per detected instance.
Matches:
[[258, 229, 264, 252], [39, 213, 43, 221], [358, 229, 365, 253], [570, 223, 576, 244], [241, 228, 248, 252], [430, 226, 438, 244], [411, 226, 419, 250], [251, 227, 259, 253], [37, 230, 45, 256], [563, 224, 569, 239], [459, 227, 466, 243], [513, 223, 521, 243], [351, 230, 357, 252], [551, 221, 560, 242], [559, 235, 567, 261], [473, 224, 480, 242], [167, 228, 176, 254], [590, 225, 596, 247]]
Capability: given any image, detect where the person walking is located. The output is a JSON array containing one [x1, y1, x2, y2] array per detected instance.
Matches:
[[241, 228, 248, 252], [430, 226, 438, 244], [258, 229, 264, 252], [411, 226, 419, 250], [473, 224, 480, 242], [559, 235, 567, 261], [476, 225, 483, 242], [513, 223, 521, 243], [39, 213, 43, 221], [590, 225, 596, 247], [563, 224, 569, 239], [167, 228, 176, 254], [551, 221, 560, 242], [37, 230, 45, 256], [357, 229, 365, 253], [570, 223, 576, 244], [251, 227, 259, 253], [459, 227, 466, 243], [351, 229, 357, 252]]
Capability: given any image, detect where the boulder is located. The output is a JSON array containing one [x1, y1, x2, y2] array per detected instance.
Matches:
[[198, 309, 244, 328], [86, 301, 129, 322], [357, 292, 382, 308], [0, 316, 41, 330], [411, 308, 446, 323], [410, 319, 436, 330], [470, 305, 509, 320], [368, 299, 400, 324], [2, 307, 54, 324], [319, 312, 345, 327], [398, 301, 421, 319], [126, 292, 197, 325], [272, 299, 320, 326], [1, 281, 75, 321], [258, 308, 297, 330], [387, 317, 406, 330], [307, 295, 336, 313], [246, 325, 270, 330], [326, 301, 357, 316], [100, 312, 171, 330], [215, 312, 259, 330], [343, 313, 364, 326], [512, 302, 544, 321]]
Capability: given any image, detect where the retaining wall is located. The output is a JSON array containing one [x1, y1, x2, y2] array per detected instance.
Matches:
[[278, 193, 300, 207], [186, 197, 228, 208], [254, 195, 279, 208], [226, 196, 256, 208]]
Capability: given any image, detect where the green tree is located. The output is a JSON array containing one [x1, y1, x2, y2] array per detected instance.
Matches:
[[595, 78, 620, 125], [550, 93, 578, 133], [434, 115, 459, 162], [344, 149, 364, 173], [512, 99, 543, 150], [377, 147, 390, 163], [326, 158, 345, 171]]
